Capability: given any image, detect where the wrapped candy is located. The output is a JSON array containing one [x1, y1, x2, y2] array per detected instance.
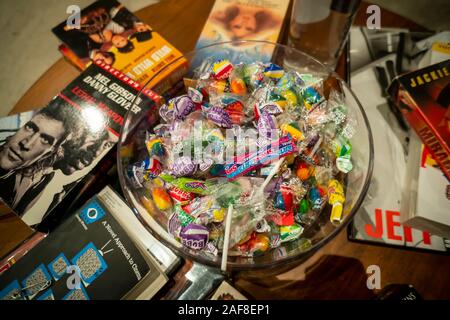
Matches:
[[212, 59, 233, 80], [152, 187, 173, 211], [327, 179, 346, 225], [180, 223, 209, 250], [207, 106, 233, 128], [133, 60, 358, 257]]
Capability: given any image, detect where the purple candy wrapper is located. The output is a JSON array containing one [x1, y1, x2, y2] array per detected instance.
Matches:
[[180, 223, 209, 250], [207, 106, 233, 128], [174, 95, 195, 120], [172, 156, 198, 176], [259, 102, 283, 115], [257, 111, 277, 139], [168, 211, 182, 237]]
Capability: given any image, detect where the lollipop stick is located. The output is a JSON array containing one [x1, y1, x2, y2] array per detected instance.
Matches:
[[221, 204, 234, 272], [257, 158, 285, 196]]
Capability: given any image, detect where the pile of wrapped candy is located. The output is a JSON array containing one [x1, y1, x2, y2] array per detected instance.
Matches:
[[127, 60, 356, 257]]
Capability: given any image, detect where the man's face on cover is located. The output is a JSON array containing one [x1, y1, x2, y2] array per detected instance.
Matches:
[[57, 132, 114, 175], [0, 114, 65, 170]]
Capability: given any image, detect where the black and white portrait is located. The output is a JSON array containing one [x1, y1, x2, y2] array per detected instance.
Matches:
[[0, 100, 116, 226]]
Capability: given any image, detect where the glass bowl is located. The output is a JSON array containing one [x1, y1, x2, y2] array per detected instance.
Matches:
[[117, 41, 374, 272]]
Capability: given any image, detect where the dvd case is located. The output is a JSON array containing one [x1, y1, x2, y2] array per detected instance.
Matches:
[[0, 60, 160, 226], [0, 190, 167, 300]]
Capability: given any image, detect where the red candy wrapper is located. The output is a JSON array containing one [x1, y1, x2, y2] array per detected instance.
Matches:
[[168, 186, 196, 203]]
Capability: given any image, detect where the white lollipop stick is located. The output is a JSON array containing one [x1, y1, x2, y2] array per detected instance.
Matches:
[[221, 204, 234, 272], [257, 158, 285, 197]]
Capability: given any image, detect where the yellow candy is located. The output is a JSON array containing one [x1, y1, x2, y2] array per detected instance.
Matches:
[[152, 187, 172, 211], [327, 180, 345, 225], [281, 123, 304, 141], [212, 207, 225, 222], [251, 234, 270, 253], [281, 89, 298, 105]]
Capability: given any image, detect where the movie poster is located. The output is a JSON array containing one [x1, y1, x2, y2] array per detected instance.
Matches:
[[0, 61, 159, 226], [191, 0, 290, 72], [52, 0, 186, 90]]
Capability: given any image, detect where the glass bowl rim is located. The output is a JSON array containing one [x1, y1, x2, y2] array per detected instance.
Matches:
[[117, 40, 375, 271]]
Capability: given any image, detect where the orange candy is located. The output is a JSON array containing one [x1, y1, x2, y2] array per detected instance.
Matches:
[[152, 187, 173, 211], [296, 162, 313, 181], [230, 78, 247, 95]]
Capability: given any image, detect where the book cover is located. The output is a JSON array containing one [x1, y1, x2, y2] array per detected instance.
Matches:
[[348, 207, 450, 254], [349, 132, 450, 253], [0, 191, 167, 300], [348, 52, 450, 254], [399, 132, 450, 238], [415, 144, 450, 229], [389, 59, 450, 180], [0, 60, 160, 226], [191, 0, 290, 72], [52, 0, 187, 92], [97, 186, 181, 275], [210, 281, 247, 300]]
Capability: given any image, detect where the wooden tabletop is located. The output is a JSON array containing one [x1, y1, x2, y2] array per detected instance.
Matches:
[[6, 0, 450, 299]]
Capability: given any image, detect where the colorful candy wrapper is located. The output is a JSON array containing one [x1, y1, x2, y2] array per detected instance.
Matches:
[[153, 124, 171, 137], [327, 179, 346, 225], [273, 185, 294, 212], [257, 111, 278, 139], [145, 135, 165, 157], [224, 135, 296, 180], [172, 95, 195, 120], [212, 59, 233, 80], [159, 103, 175, 123], [301, 86, 323, 111], [280, 224, 304, 243], [160, 174, 214, 195], [180, 223, 210, 250], [263, 63, 284, 80], [168, 186, 196, 203], [171, 156, 198, 177], [127, 157, 162, 187], [237, 232, 270, 256], [188, 87, 203, 104], [207, 106, 233, 128], [308, 187, 326, 211]]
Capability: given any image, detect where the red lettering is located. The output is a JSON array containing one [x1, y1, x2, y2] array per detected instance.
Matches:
[[386, 210, 402, 241], [365, 208, 383, 238], [403, 226, 413, 243], [423, 231, 431, 245]]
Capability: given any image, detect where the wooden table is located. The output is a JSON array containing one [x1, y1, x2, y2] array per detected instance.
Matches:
[[6, 0, 450, 299]]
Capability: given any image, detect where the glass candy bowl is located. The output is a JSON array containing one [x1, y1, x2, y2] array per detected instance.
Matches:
[[117, 41, 373, 272]]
